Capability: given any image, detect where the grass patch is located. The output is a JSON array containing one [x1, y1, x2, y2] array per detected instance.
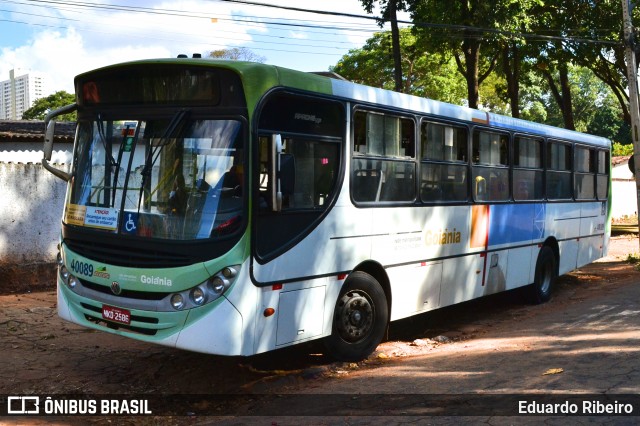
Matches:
[[626, 253, 640, 271]]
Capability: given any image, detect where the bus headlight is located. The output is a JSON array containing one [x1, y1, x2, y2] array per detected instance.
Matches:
[[60, 266, 70, 282], [164, 265, 240, 311], [170, 294, 185, 310], [221, 266, 237, 278], [190, 287, 206, 305], [68, 275, 79, 289], [58, 263, 80, 291], [210, 277, 228, 294]]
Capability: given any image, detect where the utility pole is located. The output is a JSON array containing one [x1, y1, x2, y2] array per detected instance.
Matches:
[[622, 0, 640, 245]]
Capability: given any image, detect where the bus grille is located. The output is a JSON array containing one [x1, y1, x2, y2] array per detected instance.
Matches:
[[64, 238, 193, 268], [80, 279, 168, 301]]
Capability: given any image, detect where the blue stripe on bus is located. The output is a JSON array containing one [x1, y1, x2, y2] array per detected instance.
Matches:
[[488, 204, 546, 246]]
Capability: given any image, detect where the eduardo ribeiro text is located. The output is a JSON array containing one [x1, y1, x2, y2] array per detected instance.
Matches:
[[519, 400, 634, 415]]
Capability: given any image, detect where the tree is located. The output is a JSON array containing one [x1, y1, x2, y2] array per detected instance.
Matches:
[[331, 28, 467, 103], [360, 0, 408, 92], [521, 63, 627, 141], [208, 47, 266, 63], [556, 0, 635, 127], [21, 91, 76, 121], [407, 0, 537, 109], [526, 0, 636, 130]]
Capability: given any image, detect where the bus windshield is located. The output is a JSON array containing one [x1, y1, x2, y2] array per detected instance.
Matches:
[[65, 113, 245, 241]]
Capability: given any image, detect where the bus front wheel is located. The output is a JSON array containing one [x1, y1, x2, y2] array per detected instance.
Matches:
[[324, 271, 388, 361], [528, 245, 557, 304]]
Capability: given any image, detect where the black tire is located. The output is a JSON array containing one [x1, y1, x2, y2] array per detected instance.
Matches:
[[527, 245, 557, 304], [324, 271, 388, 361]]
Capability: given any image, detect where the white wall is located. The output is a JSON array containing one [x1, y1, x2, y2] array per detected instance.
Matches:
[[0, 161, 70, 290], [611, 161, 637, 219]]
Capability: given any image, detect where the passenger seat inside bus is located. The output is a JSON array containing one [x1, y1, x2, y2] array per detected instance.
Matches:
[[353, 170, 383, 202]]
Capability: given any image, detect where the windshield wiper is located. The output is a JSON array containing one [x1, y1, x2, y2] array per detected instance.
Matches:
[[138, 109, 190, 212], [96, 114, 117, 169], [111, 122, 141, 207]]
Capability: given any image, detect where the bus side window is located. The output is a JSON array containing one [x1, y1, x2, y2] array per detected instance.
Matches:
[[574, 146, 596, 200], [546, 141, 572, 200], [420, 121, 468, 203], [352, 110, 415, 203], [352, 161, 383, 202], [472, 130, 509, 202], [596, 150, 609, 200], [513, 136, 543, 201], [258, 136, 340, 211]]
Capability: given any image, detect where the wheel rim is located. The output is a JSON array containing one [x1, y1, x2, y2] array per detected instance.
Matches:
[[335, 290, 374, 343]]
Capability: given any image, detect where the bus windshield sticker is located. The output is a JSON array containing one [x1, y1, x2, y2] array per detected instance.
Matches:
[[84, 206, 119, 231], [64, 204, 86, 227]]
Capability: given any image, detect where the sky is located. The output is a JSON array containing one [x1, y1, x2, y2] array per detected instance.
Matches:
[[0, 0, 410, 95]]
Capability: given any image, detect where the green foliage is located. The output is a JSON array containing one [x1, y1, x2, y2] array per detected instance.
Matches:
[[625, 252, 640, 271], [331, 28, 467, 103], [612, 142, 633, 157], [208, 47, 265, 63], [407, 0, 542, 108], [22, 91, 76, 121], [344, 0, 629, 142]]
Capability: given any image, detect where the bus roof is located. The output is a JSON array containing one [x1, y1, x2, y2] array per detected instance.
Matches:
[[326, 78, 610, 149], [77, 58, 611, 149]]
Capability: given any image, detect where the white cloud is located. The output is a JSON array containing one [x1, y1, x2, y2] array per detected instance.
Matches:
[[0, 0, 405, 93], [0, 28, 171, 93]]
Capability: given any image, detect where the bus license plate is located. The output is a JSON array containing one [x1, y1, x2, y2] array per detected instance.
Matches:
[[102, 305, 131, 325]]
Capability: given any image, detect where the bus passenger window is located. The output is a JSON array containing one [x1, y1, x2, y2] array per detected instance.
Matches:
[[546, 141, 572, 200], [420, 121, 468, 203], [472, 130, 509, 202], [513, 136, 543, 201], [354, 111, 415, 158], [596, 150, 609, 200], [574, 146, 595, 200], [352, 110, 416, 203]]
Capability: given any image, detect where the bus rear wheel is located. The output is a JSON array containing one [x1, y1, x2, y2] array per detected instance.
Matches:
[[527, 245, 557, 304], [324, 271, 388, 361]]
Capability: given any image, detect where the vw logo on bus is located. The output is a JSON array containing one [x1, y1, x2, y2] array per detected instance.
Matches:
[[111, 281, 122, 295]]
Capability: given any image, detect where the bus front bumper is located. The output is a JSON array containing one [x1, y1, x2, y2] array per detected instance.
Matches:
[[57, 279, 245, 356]]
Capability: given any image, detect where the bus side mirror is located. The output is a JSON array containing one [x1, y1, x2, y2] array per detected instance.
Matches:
[[44, 120, 55, 161], [42, 103, 77, 181]]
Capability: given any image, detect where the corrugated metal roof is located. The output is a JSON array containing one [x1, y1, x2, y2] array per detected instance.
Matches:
[[0, 120, 74, 143], [612, 155, 632, 166]]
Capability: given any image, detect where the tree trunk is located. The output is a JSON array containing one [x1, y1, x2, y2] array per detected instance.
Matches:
[[502, 43, 520, 118], [558, 64, 575, 130], [461, 37, 481, 109], [389, 1, 403, 93], [542, 65, 575, 130]]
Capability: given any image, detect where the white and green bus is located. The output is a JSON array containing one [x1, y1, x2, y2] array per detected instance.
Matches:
[[43, 58, 610, 361]]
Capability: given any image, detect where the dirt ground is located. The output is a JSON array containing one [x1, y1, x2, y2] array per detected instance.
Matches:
[[1, 233, 639, 423]]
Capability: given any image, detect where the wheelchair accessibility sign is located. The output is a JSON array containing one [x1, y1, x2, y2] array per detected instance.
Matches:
[[122, 212, 138, 235]]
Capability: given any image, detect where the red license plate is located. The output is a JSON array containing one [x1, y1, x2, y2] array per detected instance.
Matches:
[[102, 305, 131, 325]]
